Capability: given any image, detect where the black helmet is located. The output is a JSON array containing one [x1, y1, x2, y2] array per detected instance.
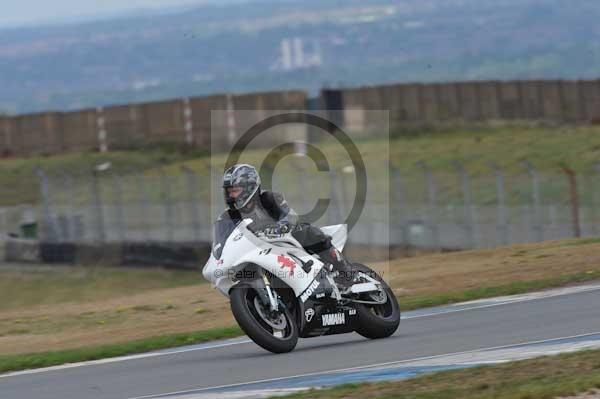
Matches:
[[223, 164, 261, 210]]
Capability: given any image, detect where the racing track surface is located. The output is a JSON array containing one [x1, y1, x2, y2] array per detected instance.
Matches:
[[2, 284, 600, 399]]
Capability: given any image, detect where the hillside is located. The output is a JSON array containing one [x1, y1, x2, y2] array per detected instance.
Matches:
[[1, 0, 599, 113]]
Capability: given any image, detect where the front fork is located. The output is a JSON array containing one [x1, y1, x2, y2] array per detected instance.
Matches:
[[260, 269, 279, 312]]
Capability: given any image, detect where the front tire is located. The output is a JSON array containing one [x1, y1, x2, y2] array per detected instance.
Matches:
[[230, 282, 298, 353], [352, 263, 401, 339]]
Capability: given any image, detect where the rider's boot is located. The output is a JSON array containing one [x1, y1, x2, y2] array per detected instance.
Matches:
[[319, 247, 354, 292]]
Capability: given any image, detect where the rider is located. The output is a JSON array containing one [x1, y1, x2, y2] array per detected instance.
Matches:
[[219, 163, 352, 285]]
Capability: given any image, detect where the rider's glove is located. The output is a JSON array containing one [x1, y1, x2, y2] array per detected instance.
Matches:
[[264, 222, 291, 238], [277, 222, 292, 234]]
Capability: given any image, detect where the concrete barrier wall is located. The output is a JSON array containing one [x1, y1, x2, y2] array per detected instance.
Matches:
[[104, 104, 143, 150], [190, 94, 228, 148], [62, 109, 98, 152], [420, 84, 439, 122], [229, 90, 308, 151], [437, 83, 460, 120], [142, 99, 186, 144], [2, 81, 600, 157], [520, 80, 543, 119], [14, 112, 65, 156], [333, 79, 600, 133], [0, 90, 306, 157], [580, 80, 600, 122], [337, 87, 365, 135], [479, 81, 501, 119], [0, 116, 17, 156], [540, 81, 562, 119], [498, 81, 522, 119], [560, 80, 583, 121]]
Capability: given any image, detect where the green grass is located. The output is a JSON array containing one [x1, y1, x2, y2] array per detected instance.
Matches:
[[0, 147, 206, 206], [0, 326, 242, 373], [560, 237, 600, 247], [400, 269, 600, 310], [2, 125, 600, 206], [388, 125, 600, 173], [0, 265, 202, 310], [173, 124, 600, 174], [280, 348, 600, 399]]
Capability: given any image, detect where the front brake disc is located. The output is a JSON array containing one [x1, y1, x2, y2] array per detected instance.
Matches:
[[253, 297, 287, 330]]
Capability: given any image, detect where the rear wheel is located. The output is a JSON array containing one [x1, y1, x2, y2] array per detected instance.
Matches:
[[230, 282, 298, 353], [352, 263, 400, 339]]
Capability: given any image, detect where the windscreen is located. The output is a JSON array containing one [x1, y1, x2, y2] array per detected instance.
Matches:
[[211, 217, 240, 259]]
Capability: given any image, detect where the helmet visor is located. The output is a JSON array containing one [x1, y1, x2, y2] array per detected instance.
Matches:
[[224, 184, 258, 209]]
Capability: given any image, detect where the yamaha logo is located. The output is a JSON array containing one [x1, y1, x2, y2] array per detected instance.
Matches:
[[304, 308, 315, 322], [300, 280, 320, 303], [322, 313, 345, 326]]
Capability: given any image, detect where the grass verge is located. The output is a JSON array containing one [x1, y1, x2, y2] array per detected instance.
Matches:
[[280, 348, 600, 399], [401, 269, 600, 310], [0, 265, 202, 311], [1, 270, 599, 373], [0, 326, 242, 374], [2, 237, 600, 372]]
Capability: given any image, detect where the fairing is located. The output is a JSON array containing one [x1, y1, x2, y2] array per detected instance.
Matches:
[[203, 219, 348, 298]]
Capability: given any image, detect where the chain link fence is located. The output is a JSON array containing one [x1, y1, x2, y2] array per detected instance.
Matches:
[[14, 161, 595, 253], [390, 162, 600, 250]]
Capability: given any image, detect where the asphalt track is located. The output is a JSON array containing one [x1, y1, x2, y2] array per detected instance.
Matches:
[[3, 284, 600, 399]]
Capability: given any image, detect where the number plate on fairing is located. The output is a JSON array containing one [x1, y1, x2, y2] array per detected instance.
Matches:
[[300, 305, 358, 337]]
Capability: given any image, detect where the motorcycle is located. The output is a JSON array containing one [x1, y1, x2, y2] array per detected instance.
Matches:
[[202, 218, 400, 353]]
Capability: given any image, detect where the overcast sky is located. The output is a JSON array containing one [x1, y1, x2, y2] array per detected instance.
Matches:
[[1, 0, 217, 28]]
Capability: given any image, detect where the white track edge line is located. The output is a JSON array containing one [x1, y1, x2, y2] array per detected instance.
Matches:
[[402, 284, 600, 320], [128, 330, 600, 399]]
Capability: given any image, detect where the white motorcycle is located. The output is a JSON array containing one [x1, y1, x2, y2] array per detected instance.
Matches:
[[202, 218, 400, 353]]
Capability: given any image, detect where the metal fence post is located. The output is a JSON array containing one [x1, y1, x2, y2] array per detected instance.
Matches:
[[297, 165, 310, 221], [522, 161, 543, 242], [135, 172, 150, 242], [91, 169, 106, 243], [488, 162, 509, 246], [35, 166, 58, 242], [548, 205, 558, 239], [338, 166, 352, 220], [208, 164, 223, 226], [592, 162, 600, 236], [328, 169, 343, 225], [452, 161, 475, 249], [111, 172, 126, 243], [55, 169, 74, 242], [582, 169, 594, 237], [182, 166, 201, 242], [262, 162, 275, 191], [561, 165, 581, 238], [389, 162, 408, 247], [416, 161, 440, 251], [160, 169, 174, 243]]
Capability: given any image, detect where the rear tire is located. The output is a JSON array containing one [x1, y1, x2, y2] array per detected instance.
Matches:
[[230, 282, 298, 353], [352, 263, 401, 339]]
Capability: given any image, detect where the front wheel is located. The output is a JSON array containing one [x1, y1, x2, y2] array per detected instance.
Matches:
[[352, 263, 401, 339], [230, 282, 298, 353]]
